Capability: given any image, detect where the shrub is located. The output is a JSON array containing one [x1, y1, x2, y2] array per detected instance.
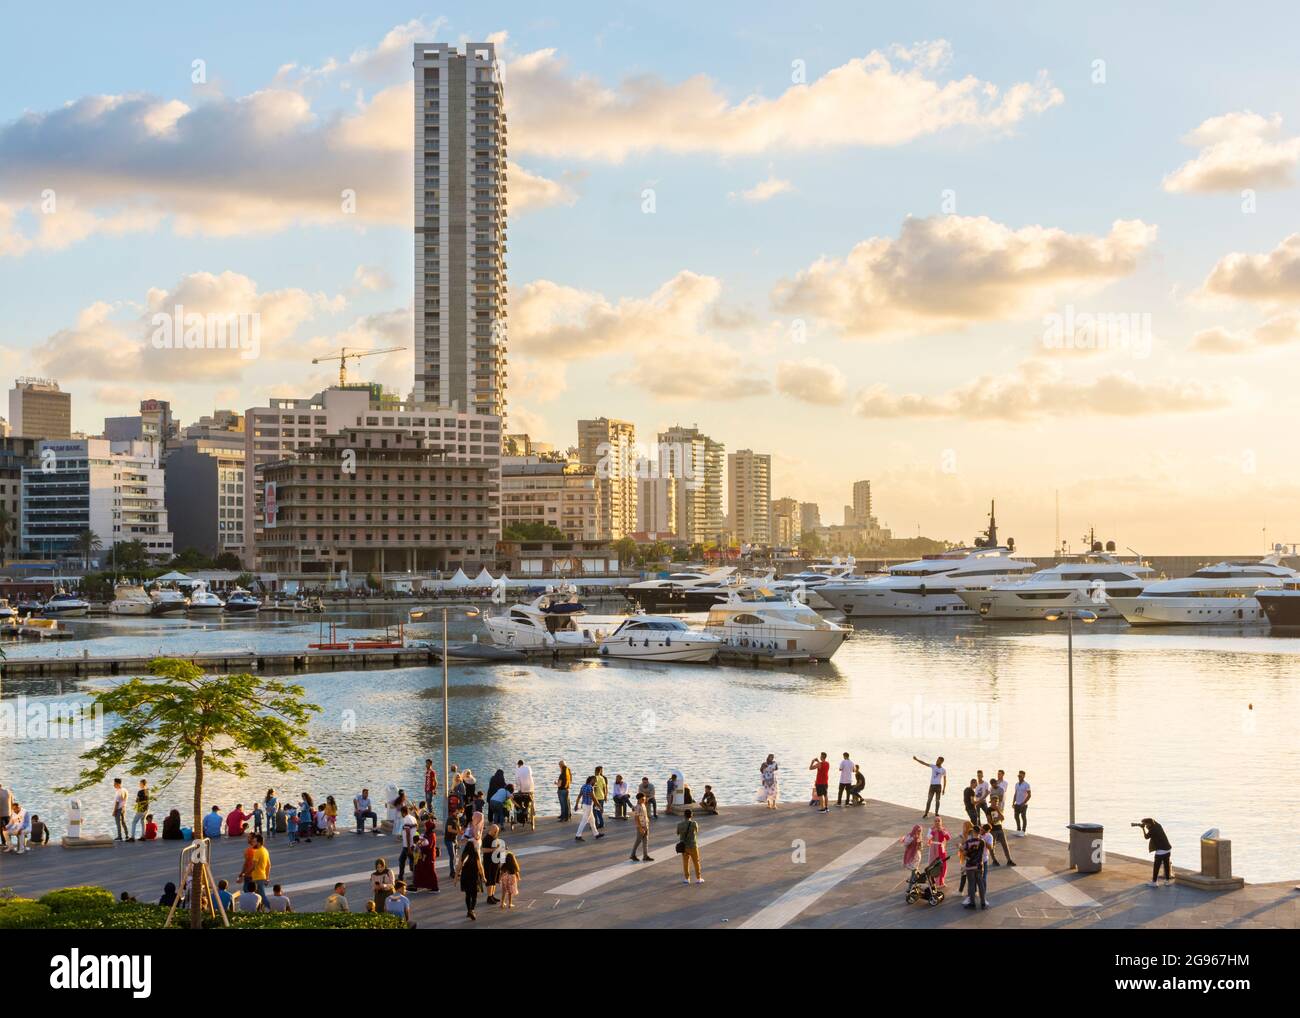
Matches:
[[205, 910, 404, 929], [39, 886, 116, 914], [0, 900, 54, 929]]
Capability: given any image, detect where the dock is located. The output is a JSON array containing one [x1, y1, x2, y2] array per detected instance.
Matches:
[[0, 647, 440, 678]]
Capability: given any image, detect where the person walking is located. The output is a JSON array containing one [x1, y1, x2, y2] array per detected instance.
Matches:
[[499, 851, 521, 909], [413, 818, 440, 892], [913, 755, 946, 817], [1012, 771, 1031, 836], [629, 792, 653, 862], [961, 824, 987, 909], [809, 753, 831, 813], [760, 755, 779, 809], [1139, 817, 1173, 886], [112, 778, 129, 841], [988, 803, 1016, 866], [928, 816, 951, 886], [574, 775, 604, 841], [899, 823, 924, 873], [396, 806, 418, 883], [593, 766, 609, 830], [676, 808, 703, 884], [836, 752, 855, 807], [556, 760, 572, 822], [483, 824, 503, 904], [130, 779, 150, 841], [444, 815, 461, 880], [459, 840, 486, 920]]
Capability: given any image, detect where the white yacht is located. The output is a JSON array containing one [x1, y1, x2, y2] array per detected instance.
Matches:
[[38, 591, 91, 617], [0, 598, 17, 620], [622, 567, 741, 613], [704, 588, 851, 660], [187, 584, 225, 615], [819, 505, 1037, 617], [769, 565, 863, 609], [224, 588, 262, 613], [483, 593, 600, 649], [958, 545, 1154, 620], [1107, 555, 1298, 626], [109, 583, 154, 616], [149, 584, 188, 616], [598, 615, 722, 662]]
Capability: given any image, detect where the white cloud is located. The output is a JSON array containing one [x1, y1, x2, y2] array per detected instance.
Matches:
[[353, 265, 393, 292], [851, 359, 1235, 420], [775, 358, 847, 405], [507, 40, 1061, 161], [1200, 233, 1300, 304], [1191, 312, 1300, 354], [731, 176, 793, 203], [1163, 112, 1300, 193], [772, 215, 1157, 338]]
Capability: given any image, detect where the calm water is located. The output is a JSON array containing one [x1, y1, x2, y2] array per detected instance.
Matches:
[[2, 609, 1298, 882]]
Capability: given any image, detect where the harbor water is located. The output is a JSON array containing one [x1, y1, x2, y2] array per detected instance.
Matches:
[[1, 608, 1297, 882]]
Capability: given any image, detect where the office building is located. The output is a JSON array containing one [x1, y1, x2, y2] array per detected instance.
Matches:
[[728, 449, 772, 545], [9, 378, 71, 440], [165, 441, 246, 561], [577, 417, 637, 540]]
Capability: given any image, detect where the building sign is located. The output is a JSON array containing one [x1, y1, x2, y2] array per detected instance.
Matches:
[[264, 481, 278, 529]]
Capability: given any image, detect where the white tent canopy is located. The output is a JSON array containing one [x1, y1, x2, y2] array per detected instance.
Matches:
[[154, 570, 192, 582], [473, 567, 495, 585], [446, 568, 472, 588]]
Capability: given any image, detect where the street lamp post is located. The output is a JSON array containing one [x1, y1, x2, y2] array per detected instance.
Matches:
[[1044, 607, 1097, 825], [413, 602, 480, 820]]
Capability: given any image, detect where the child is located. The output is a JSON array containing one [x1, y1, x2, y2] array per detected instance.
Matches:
[[499, 851, 521, 909], [275, 803, 287, 836], [143, 813, 158, 841], [251, 802, 264, 836], [285, 805, 299, 844], [265, 790, 279, 837], [324, 796, 338, 837], [365, 900, 376, 914]]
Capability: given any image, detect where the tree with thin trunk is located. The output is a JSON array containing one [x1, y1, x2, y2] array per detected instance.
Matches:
[[58, 658, 323, 928], [76, 528, 102, 570]]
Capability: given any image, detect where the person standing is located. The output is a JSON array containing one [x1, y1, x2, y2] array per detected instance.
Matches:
[[913, 755, 946, 818], [809, 753, 831, 813], [928, 817, 951, 886], [1012, 771, 1031, 836], [130, 779, 150, 841], [629, 792, 653, 862], [264, 789, 278, 839], [760, 755, 779, 809], [459, 840, 486, 920], [1139, 818, 1173, 886], [836, 752, 855, 807], [0, 782, 10, 850], [676, 809, 703, 884], [962, 778, 980, 829], [396, 806, 418, 883], [241, 833, 271, 903], [555, 760, 572, 822], [574, 775, 604, 841], [112, 778, 129, 841], [988, 804, 1016, 866], [974, 771, 991, 824], [413, 818, 440, 892], [483, 824, 504, 905], [961, 825, 987, 909], [370, 858, 394, 913], [593, 766, 609, 830], [993, 769, 1010, 807], [424, 759, 438, 809]]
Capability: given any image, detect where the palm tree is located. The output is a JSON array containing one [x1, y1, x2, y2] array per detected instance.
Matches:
[[76, 529, 103, 571], [0, 506, 11, 566]]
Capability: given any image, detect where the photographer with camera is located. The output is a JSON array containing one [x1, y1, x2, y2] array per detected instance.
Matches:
[[1134, 818, 1173, 886]]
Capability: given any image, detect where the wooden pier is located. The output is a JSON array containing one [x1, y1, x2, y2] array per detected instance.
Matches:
[[0, 646, 441, 679]]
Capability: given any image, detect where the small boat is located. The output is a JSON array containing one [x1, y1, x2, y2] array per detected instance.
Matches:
[[705, 588, 852, 660], [429, 641, 527, 663], [483, 593, 600, 649], [39, 592, 91, 617], [0, 598, 16, 620], [109, 583, 154, 616], [598, 615, 722, 662], [188, 585, 225, 615], [150, 585, 189, 616], [224, 588, 262, 613]]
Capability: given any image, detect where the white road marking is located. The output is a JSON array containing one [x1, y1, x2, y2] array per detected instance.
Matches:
[[738, 836, 895, 929], [546, 825, 748, 896], [281, 843, 560, 895], [1013, 865, 1101, 907]]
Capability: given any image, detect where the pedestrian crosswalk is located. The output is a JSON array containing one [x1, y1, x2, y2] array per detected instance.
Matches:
[[545, 825, 748, 896], [739, 836, 895, 929], [1013, 865, 1101, 907]]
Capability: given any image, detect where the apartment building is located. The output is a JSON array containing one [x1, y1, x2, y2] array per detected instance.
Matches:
[[728, 449, 772, 545], [577, 417, 637, 540], [501, 455, 599, 541]]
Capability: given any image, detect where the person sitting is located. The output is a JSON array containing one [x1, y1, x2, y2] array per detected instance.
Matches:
[[201, 805, 223, 839], [264, 884, 292, 912], [225, 804, 249, 838], [143, 813, 159, 840], [699, 786, 719, 816], [28, 814, 50, 847], [3, 803, 28, 854], [236, 887, 262, 913], [162, 809, 183, 840], [119, 891, 137, 904], [324, 883, 350, 912], [851, 765, 866, 806], [159, 881, 178, 907], [215, 879, 233, 914]]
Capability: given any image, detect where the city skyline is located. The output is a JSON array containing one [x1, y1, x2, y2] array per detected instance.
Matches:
[[3, 5, 1300, 552]]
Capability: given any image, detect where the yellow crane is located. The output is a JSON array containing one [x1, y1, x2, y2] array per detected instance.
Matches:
[[311, 346, 406, 387]]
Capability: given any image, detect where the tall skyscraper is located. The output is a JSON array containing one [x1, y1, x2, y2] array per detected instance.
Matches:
[[728, 449, 772, 545], [577, 417, 637, 540], [413, 42, 508, 419], [637, 475, 677, 535], [800, 502, 822, 532], [852, 479, 873, 525], [9, 378, 71, 439], [658, 425, 724, 545]]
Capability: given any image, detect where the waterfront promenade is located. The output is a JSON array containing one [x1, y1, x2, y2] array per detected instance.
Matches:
[[3, 800, 1294, 928]]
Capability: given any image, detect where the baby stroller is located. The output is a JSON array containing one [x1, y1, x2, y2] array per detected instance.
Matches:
[[506, 792, 535, 832], [904, 856, 946, 907]]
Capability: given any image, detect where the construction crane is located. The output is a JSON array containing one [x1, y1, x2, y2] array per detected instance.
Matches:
[[311, 346, 406, 387]]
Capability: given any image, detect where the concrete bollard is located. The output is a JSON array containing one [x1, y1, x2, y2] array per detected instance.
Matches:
[[1175, 828, 1245, 890]]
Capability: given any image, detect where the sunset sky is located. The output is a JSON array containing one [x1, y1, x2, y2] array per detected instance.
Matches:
[[2, 2, 1299, 553]]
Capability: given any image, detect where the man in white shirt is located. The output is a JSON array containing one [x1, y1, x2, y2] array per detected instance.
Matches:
[[974, 771, 991, 822], [264, 885, 292, 912], [993, 769, 1010, 806], [237, 889, 262, 913], [112, 778, 129, 841], [913, 755, 947, 818], [1012, 770, 1031, 836], [836, 752, 856, 807], [354, 788, 378, 834], [515, 759, 534, 794], [396, 806, 418, 884]]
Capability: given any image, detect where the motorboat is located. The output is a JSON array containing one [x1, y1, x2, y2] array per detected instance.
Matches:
[[188, 584, 226, 615], [38, 591, 91, 617], [622, 567, 742, 613], [224, 588, 262, 613], [482, 593, 601, 649], [768, 565, 863, 609], [1108, 555, 1298, 626], [108, 583, 154, 616], [0, 598, 16, 620], [150, 584, 189, 616], [1255, 581, 1300, 628], [958, 545, 1155, 620], [819, 503, 1037, 617], [704, 588, 851, 660], [598, 615, 722, 662]]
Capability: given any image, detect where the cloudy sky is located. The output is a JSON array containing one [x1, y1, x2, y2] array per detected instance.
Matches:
[[2, 2, 1299, 553]]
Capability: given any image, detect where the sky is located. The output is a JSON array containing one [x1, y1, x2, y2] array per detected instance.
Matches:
[[2, 2, 1300, 554]]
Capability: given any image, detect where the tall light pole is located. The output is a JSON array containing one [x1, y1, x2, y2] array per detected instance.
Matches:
[[1044, 607, 1097, 824], [413, 603, 479, 819]]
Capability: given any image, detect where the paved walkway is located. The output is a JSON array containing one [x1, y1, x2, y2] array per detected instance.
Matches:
[[2, 801, 1295, 928]]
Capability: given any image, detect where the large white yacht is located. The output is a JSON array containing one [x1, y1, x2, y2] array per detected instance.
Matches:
[[1107, 555, 1299, 626], [188, 584, 226, 615], [704, 588, 851, 660], [109, 583, 154, 616], [818, 505, 1037, 617], [958, 544, 1154, 620], [598, 615, 722, 662], [482, 593, 600, 649], [622, 567, 741, 613], [769, 564, 863, 609]]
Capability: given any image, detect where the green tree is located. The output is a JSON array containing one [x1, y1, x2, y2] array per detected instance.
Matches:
[[800, 531, 824, 557], [75, 529, 102, 570], [214, 551, 244, 571], [113, 539, 151, 572], [171, 547, 214, 571], [611, 536, 638, 567], [502, 522, 567, 541], [58, 659, 323, 929]]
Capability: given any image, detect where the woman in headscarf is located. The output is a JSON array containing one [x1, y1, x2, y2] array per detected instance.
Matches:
[[482, 824, 503, 904], [899, 823, 924, 872], [466, 808, 485, 850], [459, 839, 486, 920], [760, 754, 780, 809], [487, 768, 507, 799], [461, 769, 477, 804], [413, 817, 440, 892], [928, 816, 951, 886], [161, 808, 183, 840], [370, 857, 394, 913]]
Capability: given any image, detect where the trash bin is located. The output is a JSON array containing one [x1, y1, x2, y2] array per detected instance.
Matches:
[[1067, 822, 1104, 872]]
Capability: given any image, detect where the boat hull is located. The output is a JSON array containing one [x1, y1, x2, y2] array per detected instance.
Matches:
[[957, 588, 1122, 620], [599, 639, 719, 662], [823, 588, 972, 617], [1257, 591, 1300, 627], [109, 602, 153, 616]]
